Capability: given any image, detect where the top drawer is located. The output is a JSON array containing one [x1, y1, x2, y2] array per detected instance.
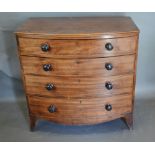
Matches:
[[18, 36, 137, 58]]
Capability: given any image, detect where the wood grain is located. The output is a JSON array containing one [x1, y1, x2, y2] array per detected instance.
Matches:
[[24, 74, 133, 98], [15, 17, 139, 129], [18, 37, 137, 58], [28, 94, 132, 125], [21, 55, 135, 77], [15, 17, 139, 39]]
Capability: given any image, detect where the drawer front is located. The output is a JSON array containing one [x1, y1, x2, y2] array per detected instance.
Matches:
[[28, 94, 132, 125], [18, 37, 137, 58], [24, 74, 133, 98], [21, 55, 135, 77]]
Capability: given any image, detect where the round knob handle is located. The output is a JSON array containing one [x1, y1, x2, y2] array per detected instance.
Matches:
[[48, 105, 57, 113], [105, 82, 113, 90], [105, 43, 113, 51], [41, 43, 50, 52], [43, 64, 52, 71], [105, 104, 112, 111], [105, 63, 113, 70], [45, 83, 55, 91]]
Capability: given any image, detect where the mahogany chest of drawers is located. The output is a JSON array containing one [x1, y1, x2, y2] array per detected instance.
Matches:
[[15, 17, 139, 131]]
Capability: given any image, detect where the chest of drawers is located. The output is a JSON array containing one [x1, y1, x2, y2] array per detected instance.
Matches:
[[15, 17, 139, 131]]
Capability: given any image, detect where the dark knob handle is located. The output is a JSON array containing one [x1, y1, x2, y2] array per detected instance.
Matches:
[[105, 63, 113, 70], [105, 43, 113, 51], [105, 82, 113, 90], [46, 83, 55, 91], [105, 104, 112, 111], [43, 64, 52, 71], [48, 105, 57, 113], [41, 43, 50, 52]]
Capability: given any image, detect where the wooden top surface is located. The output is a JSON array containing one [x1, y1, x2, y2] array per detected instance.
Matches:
[[15, 17, 139, 39]]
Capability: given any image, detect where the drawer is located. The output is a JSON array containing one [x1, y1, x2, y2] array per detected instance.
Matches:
[[24, 74, 133, 98], [21, 55, 135, 77], [28, 94, 132, 125], [18, 36, 137, 58]]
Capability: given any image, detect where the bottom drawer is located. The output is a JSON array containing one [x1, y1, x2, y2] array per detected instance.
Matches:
[[28, 94, 133, 125]]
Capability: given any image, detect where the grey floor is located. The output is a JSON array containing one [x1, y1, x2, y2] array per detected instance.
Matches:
[[0, 71, 155, 142]]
